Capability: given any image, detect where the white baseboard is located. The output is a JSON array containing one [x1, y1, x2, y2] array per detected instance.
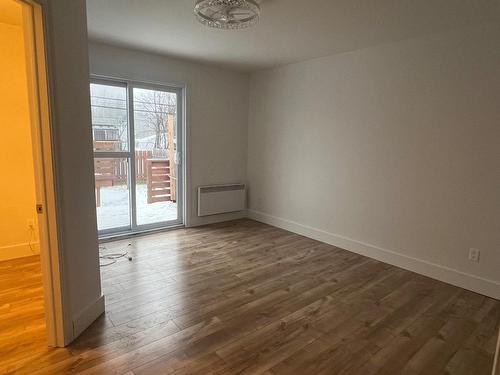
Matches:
[[72, 294, 105, 339], [248, 209, 500, 300], [187, 210, 247, 228], [493, 328, 500, 375], [0, 242, 40, 261]]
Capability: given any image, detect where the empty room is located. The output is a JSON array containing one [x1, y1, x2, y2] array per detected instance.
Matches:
[[0, 0, 499, 374]]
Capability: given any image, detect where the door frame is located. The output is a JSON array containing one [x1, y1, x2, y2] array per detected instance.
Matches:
[[90, 76, 186, 237], [21, 0, 69, 347]]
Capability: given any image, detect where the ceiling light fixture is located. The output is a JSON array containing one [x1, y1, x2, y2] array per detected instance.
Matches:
[[194, 0, 260, 30]]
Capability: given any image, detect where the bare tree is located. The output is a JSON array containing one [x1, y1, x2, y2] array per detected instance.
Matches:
[[135, 90, 176, 150]]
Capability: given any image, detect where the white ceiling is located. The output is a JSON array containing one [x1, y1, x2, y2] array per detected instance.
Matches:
[[86, 0, 500, 72]]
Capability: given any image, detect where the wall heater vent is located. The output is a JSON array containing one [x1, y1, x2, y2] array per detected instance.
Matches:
[[198, 184, 246, 216]]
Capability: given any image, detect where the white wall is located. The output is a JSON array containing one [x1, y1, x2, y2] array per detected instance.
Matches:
[[39, 2, 249, 345], [247, 24, 500, 299], [45, 0, 102, 342], [88, 42, 249, 227]]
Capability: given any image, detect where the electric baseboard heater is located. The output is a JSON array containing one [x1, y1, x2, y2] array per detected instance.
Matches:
[[198, 184, 246, 216]]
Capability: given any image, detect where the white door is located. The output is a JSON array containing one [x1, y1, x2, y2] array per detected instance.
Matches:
[[90, 79, 183, 236]]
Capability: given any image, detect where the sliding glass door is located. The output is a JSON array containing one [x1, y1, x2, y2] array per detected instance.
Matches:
[[90, 79, 182, 236]]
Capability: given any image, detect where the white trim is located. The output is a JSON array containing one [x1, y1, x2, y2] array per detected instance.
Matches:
[[248, 209, 500, 300], [72, 295, 105, 339], [98, 224, 184, 243], [181, 84, 189, 227], [0, 242, 40, 261], [493, 328, 500, 375], [21, 0, 70, 347]]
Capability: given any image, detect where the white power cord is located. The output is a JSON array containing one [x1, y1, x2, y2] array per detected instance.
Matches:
[[28, 225, 36, 254], [99, 243, 133, 267]]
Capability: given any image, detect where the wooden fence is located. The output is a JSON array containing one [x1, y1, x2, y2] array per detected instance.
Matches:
[[95, 151, 174, 183], [109, 150, 153, 183], [94, 150, 176, 206]]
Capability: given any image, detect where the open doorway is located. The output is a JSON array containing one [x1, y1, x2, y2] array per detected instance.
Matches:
[[0, 0, 66, 365], [0, 0, 47, 364]]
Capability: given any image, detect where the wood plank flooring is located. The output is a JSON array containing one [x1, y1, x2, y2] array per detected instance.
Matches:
[[0, 255, 46, 374], [1, 219, 499, 374]]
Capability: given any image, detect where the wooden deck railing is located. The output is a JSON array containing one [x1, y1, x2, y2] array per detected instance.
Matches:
[[146, 159, 171, 204], [94, 150, 176, 206]]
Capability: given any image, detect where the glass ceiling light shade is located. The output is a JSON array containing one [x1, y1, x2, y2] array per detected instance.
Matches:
[[194, 0, 260, 29]]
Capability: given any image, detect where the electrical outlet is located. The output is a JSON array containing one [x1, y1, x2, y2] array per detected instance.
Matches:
[[468, 248, 480, 263], [27, 219, 35, 230]]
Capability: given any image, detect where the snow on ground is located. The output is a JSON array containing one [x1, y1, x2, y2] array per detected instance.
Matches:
[[97, 184, 178, 231]]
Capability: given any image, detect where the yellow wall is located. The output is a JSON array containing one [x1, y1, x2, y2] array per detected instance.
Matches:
[[0, 0, 39, 260]]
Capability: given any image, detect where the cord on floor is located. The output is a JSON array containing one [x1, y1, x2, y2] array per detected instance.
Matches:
[[99, 243, 133, 267]]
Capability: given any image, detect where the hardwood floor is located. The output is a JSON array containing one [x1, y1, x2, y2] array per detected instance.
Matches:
[[0, 255, 46, 374], [1, 219, 499, 374]]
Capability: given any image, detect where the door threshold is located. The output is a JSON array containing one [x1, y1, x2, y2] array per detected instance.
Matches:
[[99, 224, 185, 243]]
